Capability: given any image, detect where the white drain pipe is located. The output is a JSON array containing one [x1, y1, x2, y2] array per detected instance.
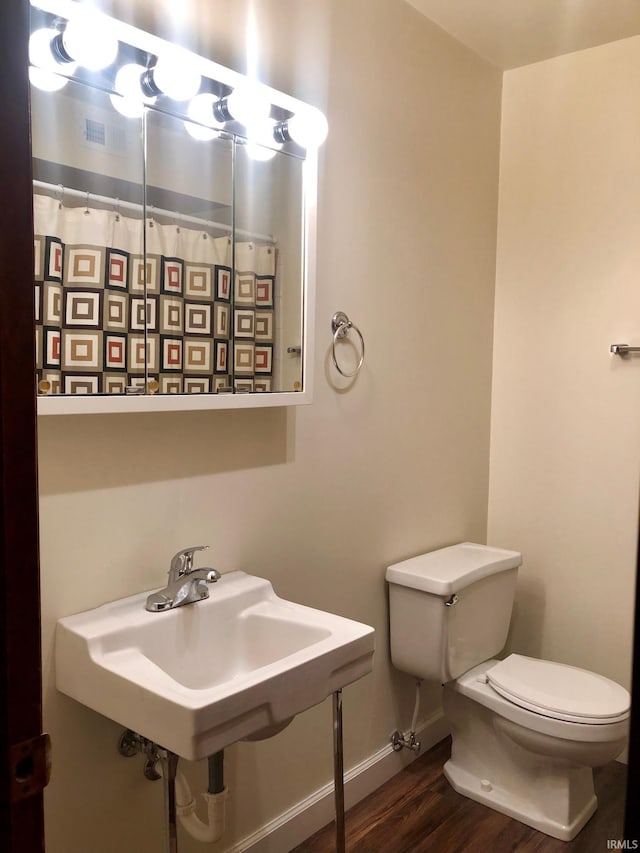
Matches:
[[160, 761, 228, 844], [175, 772, 228, 844]]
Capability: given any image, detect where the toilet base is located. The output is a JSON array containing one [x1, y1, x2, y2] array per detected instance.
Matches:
[[443, 758, 597, 841], [442, 680, 607, 842]]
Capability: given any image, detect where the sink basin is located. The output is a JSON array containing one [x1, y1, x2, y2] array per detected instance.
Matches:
[[56, 571, 375, 760]]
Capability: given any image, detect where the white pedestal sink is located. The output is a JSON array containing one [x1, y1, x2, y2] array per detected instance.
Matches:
[[56, 571, 375, 760]]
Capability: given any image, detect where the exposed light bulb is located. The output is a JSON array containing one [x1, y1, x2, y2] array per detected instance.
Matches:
[[152, 51, 201, 101], [61, 13, 119, 71], [114, 64, 146, 100], [224, 84, 271, 126], [109, 94, 144, 118], [184, 94, 223, 141], [285, 106, 328, 149], [30, 27, 55, 67], [110, 64, 155, 119], [184, 123, 217, 142], [29, 65, 68, 92], [245, 142, 277, 162], [30, 27, 76, 74], [244, 120, 281, 162]]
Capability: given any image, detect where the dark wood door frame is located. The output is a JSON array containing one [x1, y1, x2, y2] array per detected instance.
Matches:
[[0, 0, 45, 850], [624, 526, 640, 842]]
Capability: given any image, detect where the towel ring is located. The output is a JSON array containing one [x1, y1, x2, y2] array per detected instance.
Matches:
[[331, 311, 365, 378]]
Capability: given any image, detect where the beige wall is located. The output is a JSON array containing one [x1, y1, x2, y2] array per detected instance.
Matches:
[[488, 37, 640, 689], [38, 1, 502, 851]]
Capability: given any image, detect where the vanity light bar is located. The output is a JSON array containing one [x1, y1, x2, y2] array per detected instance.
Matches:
[[28, 0, 329, 150]]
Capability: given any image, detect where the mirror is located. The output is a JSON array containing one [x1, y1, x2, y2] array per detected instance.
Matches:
[[29, 3, 318, 413]]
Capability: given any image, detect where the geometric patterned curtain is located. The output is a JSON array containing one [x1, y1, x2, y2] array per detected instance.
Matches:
[[33, 193, 276, 395], [234, 240, 277, 393]]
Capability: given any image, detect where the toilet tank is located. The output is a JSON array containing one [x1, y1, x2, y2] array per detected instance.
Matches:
[[386, 543, 522, 683]]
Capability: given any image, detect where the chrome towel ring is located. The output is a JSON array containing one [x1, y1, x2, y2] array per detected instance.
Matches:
[[331, 311, 365, 378]]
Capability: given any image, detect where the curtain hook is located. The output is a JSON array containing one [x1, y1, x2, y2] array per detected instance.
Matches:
[[114, 198, 120, 222], [175, 212, 181, 234], [84, 191, 91, 215], [148, 206, 154, 228], [57, 183, 64, 210]]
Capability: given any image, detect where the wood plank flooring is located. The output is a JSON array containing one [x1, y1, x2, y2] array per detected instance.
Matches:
[[292, 737, 627, 852]]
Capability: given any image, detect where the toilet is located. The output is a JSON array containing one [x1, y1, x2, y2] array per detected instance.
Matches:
[[386, 542, 630, 841]]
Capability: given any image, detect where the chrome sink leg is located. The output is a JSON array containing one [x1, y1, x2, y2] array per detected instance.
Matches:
[[163, 750, 179, 853], [333, 690, 346, 853]]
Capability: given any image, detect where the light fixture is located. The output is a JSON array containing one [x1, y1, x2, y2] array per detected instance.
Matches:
[[29, 1, 328, 152], [213, 83, 271, 127], [184, 93, 224, 141], [143, 50, 201, 101], [52, 12, 119, 71], [274, 106, 329, 150]]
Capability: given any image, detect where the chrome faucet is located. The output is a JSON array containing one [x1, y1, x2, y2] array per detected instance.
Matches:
[[145, 545, 221, 612]]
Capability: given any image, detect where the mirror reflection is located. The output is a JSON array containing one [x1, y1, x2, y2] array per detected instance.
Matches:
[[234, 142, 304, 394], [31, 57, 306, 400], [143, 109, 235, 395]]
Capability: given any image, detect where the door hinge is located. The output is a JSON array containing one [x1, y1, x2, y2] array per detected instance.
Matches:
[[9, 733, 51, 802]]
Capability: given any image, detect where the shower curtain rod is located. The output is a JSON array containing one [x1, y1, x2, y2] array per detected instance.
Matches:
[[32, 179, 275, 244]]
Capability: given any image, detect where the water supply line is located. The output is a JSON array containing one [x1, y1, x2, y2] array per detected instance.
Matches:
[[391, 679, 422, 753]]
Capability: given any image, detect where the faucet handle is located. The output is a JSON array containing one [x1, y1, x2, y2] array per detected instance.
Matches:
[[169, 545, 209, 578]]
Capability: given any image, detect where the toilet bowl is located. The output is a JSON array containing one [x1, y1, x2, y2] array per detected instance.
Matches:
[[386, 543, 630, 841], [443, 658, 628, 840]]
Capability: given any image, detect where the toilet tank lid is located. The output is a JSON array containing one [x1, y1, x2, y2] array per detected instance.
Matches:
[[385, 543, 522, 596]]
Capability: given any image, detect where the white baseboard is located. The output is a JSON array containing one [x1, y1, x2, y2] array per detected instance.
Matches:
[[229, 710, 450, 853]]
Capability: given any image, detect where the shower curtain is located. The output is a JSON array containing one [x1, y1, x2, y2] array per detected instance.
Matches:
[[33, 193, 276, 395]]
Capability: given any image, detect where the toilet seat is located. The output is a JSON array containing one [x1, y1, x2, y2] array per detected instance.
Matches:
[[487, 654, 630, 724], [452, 661, 630, 744]]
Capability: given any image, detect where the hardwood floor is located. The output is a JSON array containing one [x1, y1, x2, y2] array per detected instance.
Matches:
[[293, 738, 627, 852]]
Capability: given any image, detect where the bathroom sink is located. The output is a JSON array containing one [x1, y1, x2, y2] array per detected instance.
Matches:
[[56, 571, 375, 760]]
